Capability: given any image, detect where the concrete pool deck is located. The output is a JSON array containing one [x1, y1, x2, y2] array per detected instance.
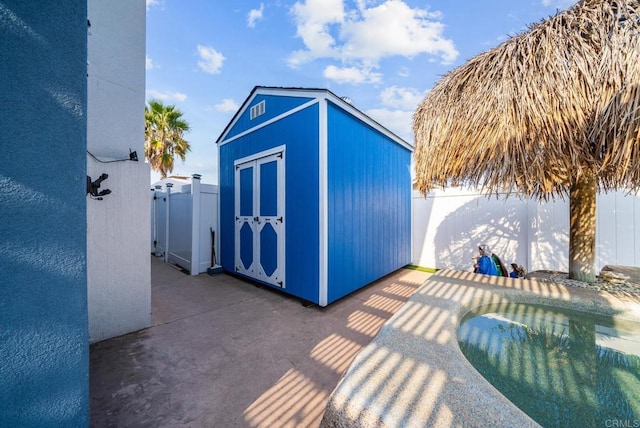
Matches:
[[321, 269, 640, 427]]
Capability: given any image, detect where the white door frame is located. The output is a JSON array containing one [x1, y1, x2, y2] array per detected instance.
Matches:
[[234, 145, 286, 287]]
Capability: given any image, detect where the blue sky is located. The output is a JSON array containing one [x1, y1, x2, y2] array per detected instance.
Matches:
[[146, 0, 577, 184]]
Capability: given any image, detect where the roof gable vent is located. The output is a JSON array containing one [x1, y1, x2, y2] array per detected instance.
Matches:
[[250, 100, 265, 120]]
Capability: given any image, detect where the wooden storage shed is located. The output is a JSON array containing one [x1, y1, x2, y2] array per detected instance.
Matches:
[[216, 86, 412, 306]]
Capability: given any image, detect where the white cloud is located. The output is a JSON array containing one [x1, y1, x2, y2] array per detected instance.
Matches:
[[146, 90, 187, 102], [364, 86, 427, 142], [146, 55, 154, 70], [197, 45, 225, 74], [340, 2, 457, 63], [366, 108, 414, 143], [247, 3, 265, 28], [380, 86, 427, 110], [146, 0, 160, 11], [397, 67, 410, 78], [541, 0, 577, 9], [289, 0, 345, 68], [215, 98, 239, 113], [323, 65, 381, 84], [288, 0, 458, 83]]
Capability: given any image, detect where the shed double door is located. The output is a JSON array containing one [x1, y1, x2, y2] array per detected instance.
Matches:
[[234, 149, 285, 287]]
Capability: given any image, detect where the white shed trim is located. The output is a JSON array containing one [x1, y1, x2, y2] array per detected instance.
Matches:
[[218, 98, 319, 147], [319, 98, 329, 307]]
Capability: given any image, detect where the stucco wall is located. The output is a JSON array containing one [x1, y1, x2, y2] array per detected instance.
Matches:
[[0, 2, 89, 425], [87, 0, 150, 342]]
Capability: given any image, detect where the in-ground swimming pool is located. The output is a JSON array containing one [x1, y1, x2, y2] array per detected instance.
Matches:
[[458, 302, 640, 427]]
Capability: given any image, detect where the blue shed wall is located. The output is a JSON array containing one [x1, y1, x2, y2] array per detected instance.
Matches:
[[326, 102, 412, 304], [0, 2, 89, 425], [219, 104, 320, 303], [225, 94, 314, 141]]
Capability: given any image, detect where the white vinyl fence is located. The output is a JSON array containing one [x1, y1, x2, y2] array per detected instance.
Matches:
[[151, 175, 219, 275], [412, 187, 640, 274]]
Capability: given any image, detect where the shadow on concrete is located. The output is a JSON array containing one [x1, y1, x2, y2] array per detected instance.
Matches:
[[320, 269, 640, 427], [89, 257, 431, 427]]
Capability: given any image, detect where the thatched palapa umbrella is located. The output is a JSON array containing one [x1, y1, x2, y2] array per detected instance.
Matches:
[[414, 0, 640, 282]]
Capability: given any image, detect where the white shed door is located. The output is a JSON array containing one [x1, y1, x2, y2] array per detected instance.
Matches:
[[234, 149, 285, 287]]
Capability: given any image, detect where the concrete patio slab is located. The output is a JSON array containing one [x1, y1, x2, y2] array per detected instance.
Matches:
[[89, 257, 431, 427]]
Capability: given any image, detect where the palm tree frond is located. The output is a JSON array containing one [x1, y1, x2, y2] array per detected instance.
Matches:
[[144, 99, 191, 177]]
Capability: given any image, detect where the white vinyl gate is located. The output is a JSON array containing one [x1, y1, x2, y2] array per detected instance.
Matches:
[[151, 175, 219, 275]]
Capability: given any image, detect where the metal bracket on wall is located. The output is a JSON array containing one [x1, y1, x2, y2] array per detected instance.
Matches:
[[86, 174, 111, 200]]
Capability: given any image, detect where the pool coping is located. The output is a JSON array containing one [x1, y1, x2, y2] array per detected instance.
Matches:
[[320, 269, 640, 427]]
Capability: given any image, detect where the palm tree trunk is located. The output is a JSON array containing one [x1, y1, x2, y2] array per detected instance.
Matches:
[[569, 170, 597, 282]]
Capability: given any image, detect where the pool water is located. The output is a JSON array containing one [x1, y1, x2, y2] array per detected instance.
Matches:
[[458, 303, 640, 427]]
